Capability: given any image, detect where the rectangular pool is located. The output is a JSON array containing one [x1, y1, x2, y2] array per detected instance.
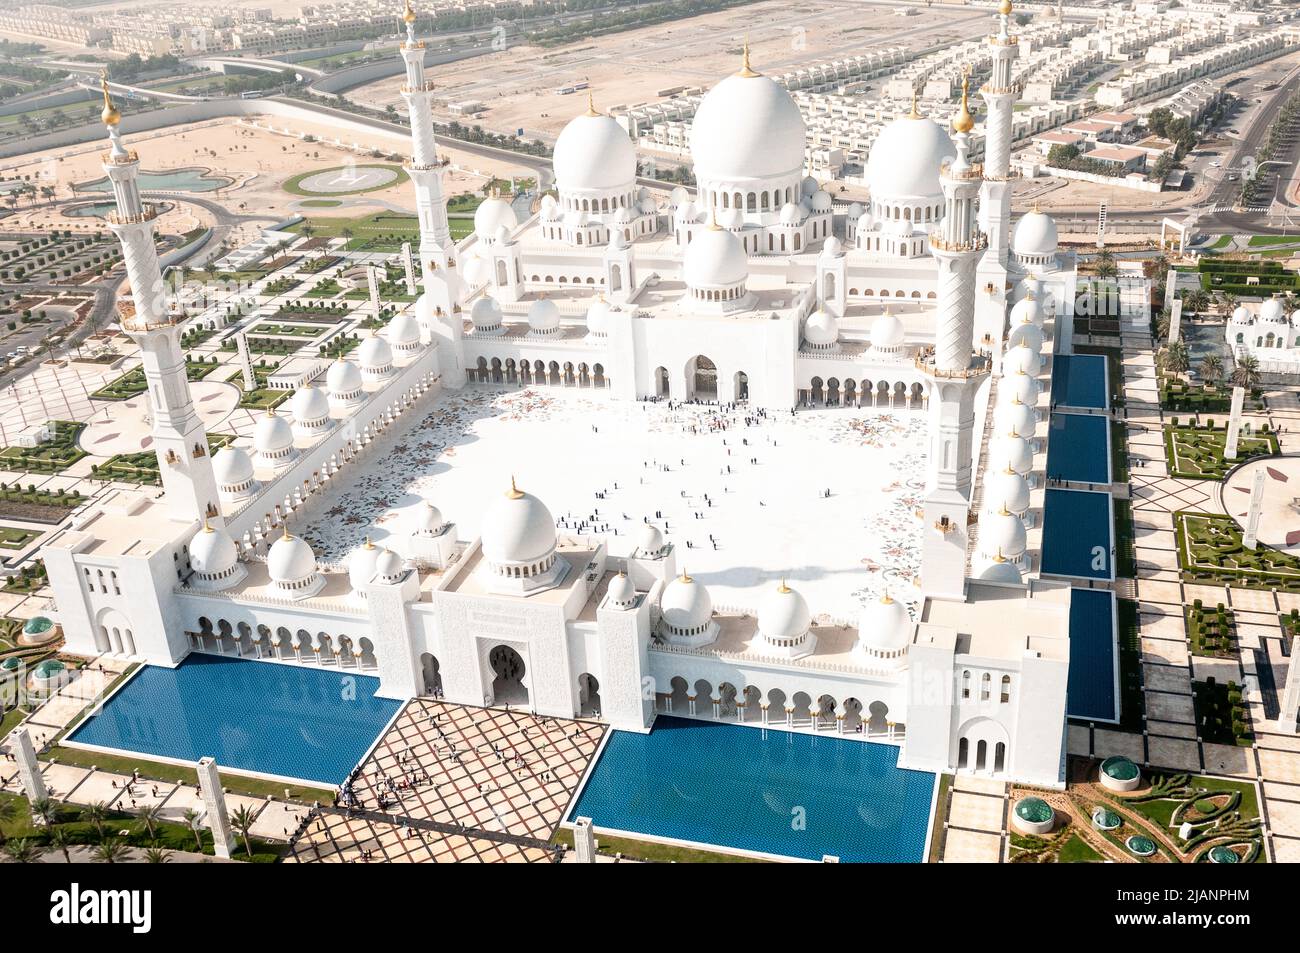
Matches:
[[1041, 488, 1114, 580], [566, 716, 936, 862], [67, 654, 402, 785], [1046, 412, 1111, 485], [1067, 589, 1119, 723], [1052, 354, 1108, 410]]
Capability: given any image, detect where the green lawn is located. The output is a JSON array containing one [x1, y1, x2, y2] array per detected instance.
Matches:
[[1175, 510, 1300, 588], [1163, 424, 1278, 480], [94, 434, 234, 485], [1247, 234, 1300, 247], [1058, 832, 1104, 862], [0, 420, 86, 473]]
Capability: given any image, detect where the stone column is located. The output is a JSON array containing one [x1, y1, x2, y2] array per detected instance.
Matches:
[[197, 757, 237, 859], [572, 817, 597, 863], [367, 264, 381, 318], [1244, 467, 1266, 551], [402, 242, 417, 296], [12, 727, 48, 819], [1224, 386, 1246, 461], [1167, 298, 1182, 345]]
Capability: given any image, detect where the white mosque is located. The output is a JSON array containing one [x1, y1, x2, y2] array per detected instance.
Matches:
[[42, 0, 1082, 789], [1226, 296, 1300, 375]]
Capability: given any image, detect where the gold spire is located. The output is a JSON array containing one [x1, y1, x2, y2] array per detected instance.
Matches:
[[881, 589, 894, 605], [506, 476, 524, 500], [403, 0, 417, 23], [584, 92, 600, 117], [998, 503, 1012, 516], [100, 71, 120, 127], [364, 535, 375, 550], [737, 35, 758, 78], [680, 568, 692, 583], [778, 578, 791, 594], [282, 523, 292, 541], [992, 547, 1007, 564], [708, 207, 721, 231], [203, 517, 213, 533], [999, 0, 1013, 15], [952, 71, 975, 134], [1031, 198, 1042, 214], [908, 90, 922, 119]]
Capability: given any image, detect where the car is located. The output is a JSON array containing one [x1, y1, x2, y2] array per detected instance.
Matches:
[[1210, 160, 1221, 168]]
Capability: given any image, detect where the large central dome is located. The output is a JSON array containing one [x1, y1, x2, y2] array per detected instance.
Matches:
[[690, 58, 806, 182], [553, 104, 637, 192], [866, 111, 956, 201]]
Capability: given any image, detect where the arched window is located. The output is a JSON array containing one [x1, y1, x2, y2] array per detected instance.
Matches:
[[961, 670, 971, 700], [1000, 675, 1011, 703], [980, 672, 991, 701]]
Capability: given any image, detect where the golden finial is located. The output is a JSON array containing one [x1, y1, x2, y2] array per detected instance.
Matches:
[[993, 547, 1007, 563], [403, 0, 416, 24], [778, 577, 791, 594], [506, 476, 524, 500], [585, 92, 599, 117], [953, 71, 975, 134], [203, 517, 213, 533], [708, 207, 721, 231], [998, 503, 1012, 516], [100, 71, 120, 127], [881, 589, 894, 605], [1031, 198, 1042, 214], [364, 535, 375, 550], [737, 35, 758, 78], [282, 523, 292, 541], [999, 0, 1013, 16], [908, 90, 921, 119], [680, 568, 692, 584]]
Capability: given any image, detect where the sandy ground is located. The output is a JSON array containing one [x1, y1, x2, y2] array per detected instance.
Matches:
[[349, 0, 982, 141]]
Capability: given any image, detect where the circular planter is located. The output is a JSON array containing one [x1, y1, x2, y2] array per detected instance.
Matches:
[[1100, 755, 1142, 792], [25, 658, 69, 696], [1126, 835, 1157, 857], [17, 615, 60, 646], [1012, 796, 1055, 836], [1092, 807, 1122, 831], [1208, 845, 1240, 864]]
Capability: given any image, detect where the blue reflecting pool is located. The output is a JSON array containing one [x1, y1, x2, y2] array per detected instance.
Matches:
[[567, 716, 936, 862], [1053, 354, 1108, 410], [1067, 588, 1118, 722], [76, 168, 231, 193], [1046, 412, 1111, 484], [68, 654, 401, 784], [1042, 488, 1113, 580]]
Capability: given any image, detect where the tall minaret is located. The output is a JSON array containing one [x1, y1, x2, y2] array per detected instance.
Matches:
[[100, 78, 221, 525], [979, 0, 1020, 266], [921, 75, 989, 602], [399, 0, 463, 381]]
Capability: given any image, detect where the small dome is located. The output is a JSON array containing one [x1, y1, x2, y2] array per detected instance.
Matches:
[[474, 196, 518, 240], [660, 571, 713, 633], [684, 225, 748, 290], [718, 206, 745, 230], [553, 108, 637, 193], [1231, 305, 1252, 324], [253, 410, 293, 454], [1261, 298, 1286, 323], [290, 385, 329, 424], [606, 572, 636, 609], [1012, 209, 1058, 257], [481, 479, 558, 567], [494, 224, 513, 246], [374, 547, 405, 581], [528, 296, 561, 333], [979, 507, 1026, 557], [990, 431, 1033, 475], [871, 310, 906, 351], [540, 193, 559, 220], [471, 295, 503, 330], [189, 522, 237, 576], [462, 253, 490, 286], [614, 205, 636, 225], [1007, 321, 1044, 352], [358, 334, 394, 369], [674, 200, 698, 224], [976, 555, 1023, 584], [985, 466, 1030, 514], [804, 309, 839, 347], [669, 186, 689, 206], [855, 210, 875, 234], [1002, 370, 1040, 406], [637, 522, 665, 556], [349, 539, 380, 592], [586, 296, 612, 336], [995, 398, 1037, 439], [859, 592, 911, 653], [268, 530, 317, 584], [848, 202, 864, 218], [821, 235, 843, 257], [1003, 344, 1040, 376], [1291, 310, 1300, 326], [213, 446, 254, 487], [1009, 294, 1044, 328], [779, 202, 801, 225], [867, 112, 956, 201], [411, 500, 445, 535], [811, 190, 833, 212], [326, 358, 362, 395], [387, 311, 421, 345], [758, 581, 811, 643]]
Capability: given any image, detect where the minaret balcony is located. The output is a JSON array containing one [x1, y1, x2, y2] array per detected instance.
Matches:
[[980, 82, 1022, 97], [929, 232, 988, 254], [102, 149, 139, 165], [108, 207, 158, 226], [914, 351, 990, 379], [116, 300, 175, 333], [941, 162, 984, 181], [401, 81, 437, 94], [403, 40, 426, 50], [987, 34, 1019, 46]]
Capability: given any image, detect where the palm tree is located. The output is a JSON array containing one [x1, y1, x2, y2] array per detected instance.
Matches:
[[30, 796, 59, 827], [143, 847, 172, 864], [80, 802, 108, 840], [3, 837, 46, 863], [92, 838, 130, 864], [1095, 249, 1117, 279], [1162, 339, 1191, 380], [229, 805, 256, 858], [1218, 291, 1238, 315], [136, 803, 164, 843], [1155, 308, 1175, 342], [1232, 354, 1261, 391], [0, 798, 16, 848], [47, 824, 75, 863], [182, 808, 204, 852], [1200, 354, 1224, 388]]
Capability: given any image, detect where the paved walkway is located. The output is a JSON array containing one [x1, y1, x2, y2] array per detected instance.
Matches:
[[937, 774, 1009, 863]]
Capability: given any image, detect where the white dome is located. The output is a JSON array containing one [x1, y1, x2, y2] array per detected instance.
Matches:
[[268, 531, 317, 584], [607, 572, 636, 608], [1012, 210, 1058, 257], [670, 186, 690, 206], [462, 253, 490, 286], [821, 235, 843, 257], [990, 431, 1033, 475], [586, 296, 612, 336], [684, 225, 748, 289], [859, 593, 911, 653], [995, 399, 1037, 439], [856, 211, 875, 233], [553, 110, 637, 193], [848, 202, 864, 218], [866, 113, 955, 200], [411, 500, 445, 535], [1015, 274, 1043, 300], [326, 358, 362, 395], [540, 193, 559, 220], [471, 295, 503, 330], [212, 446, 254, 487], [1231, 305, 1252, 324], [804, 309, 839, 347], [800, 175, 818, 198], [290, 385, 329, 424], [976, 556, 1023, 584], [1002, 370, 1041, 406], [358, 334, 393, 369], [374, 547, 405, 581], [1261, 298, 1286, 323], [718, 206, 745, 230], [349, 539, 380, 591], [690, 70, 806, 183], [253, 410, 293, 454], [1003, 344, 1040, 376], [660, 571, 713, 633], [979, 508, 1026, 558], [637, 522, 665, 556], [871, 310, 906, 351], [758, 582, 811, 642], [674, 200, 698, 224], [474, 197, 517, 240], [1292, 310, 1300, 326], [190, 522, 237, 576], [481, 480, 557, 567], [811, 190, 833, 212], [1009, 295, 1044, 328], [387, 311, 421, 346], [985, 465, 1030, 515], [528, 296, 560, 333], [1007, 321, 1044, 352]]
